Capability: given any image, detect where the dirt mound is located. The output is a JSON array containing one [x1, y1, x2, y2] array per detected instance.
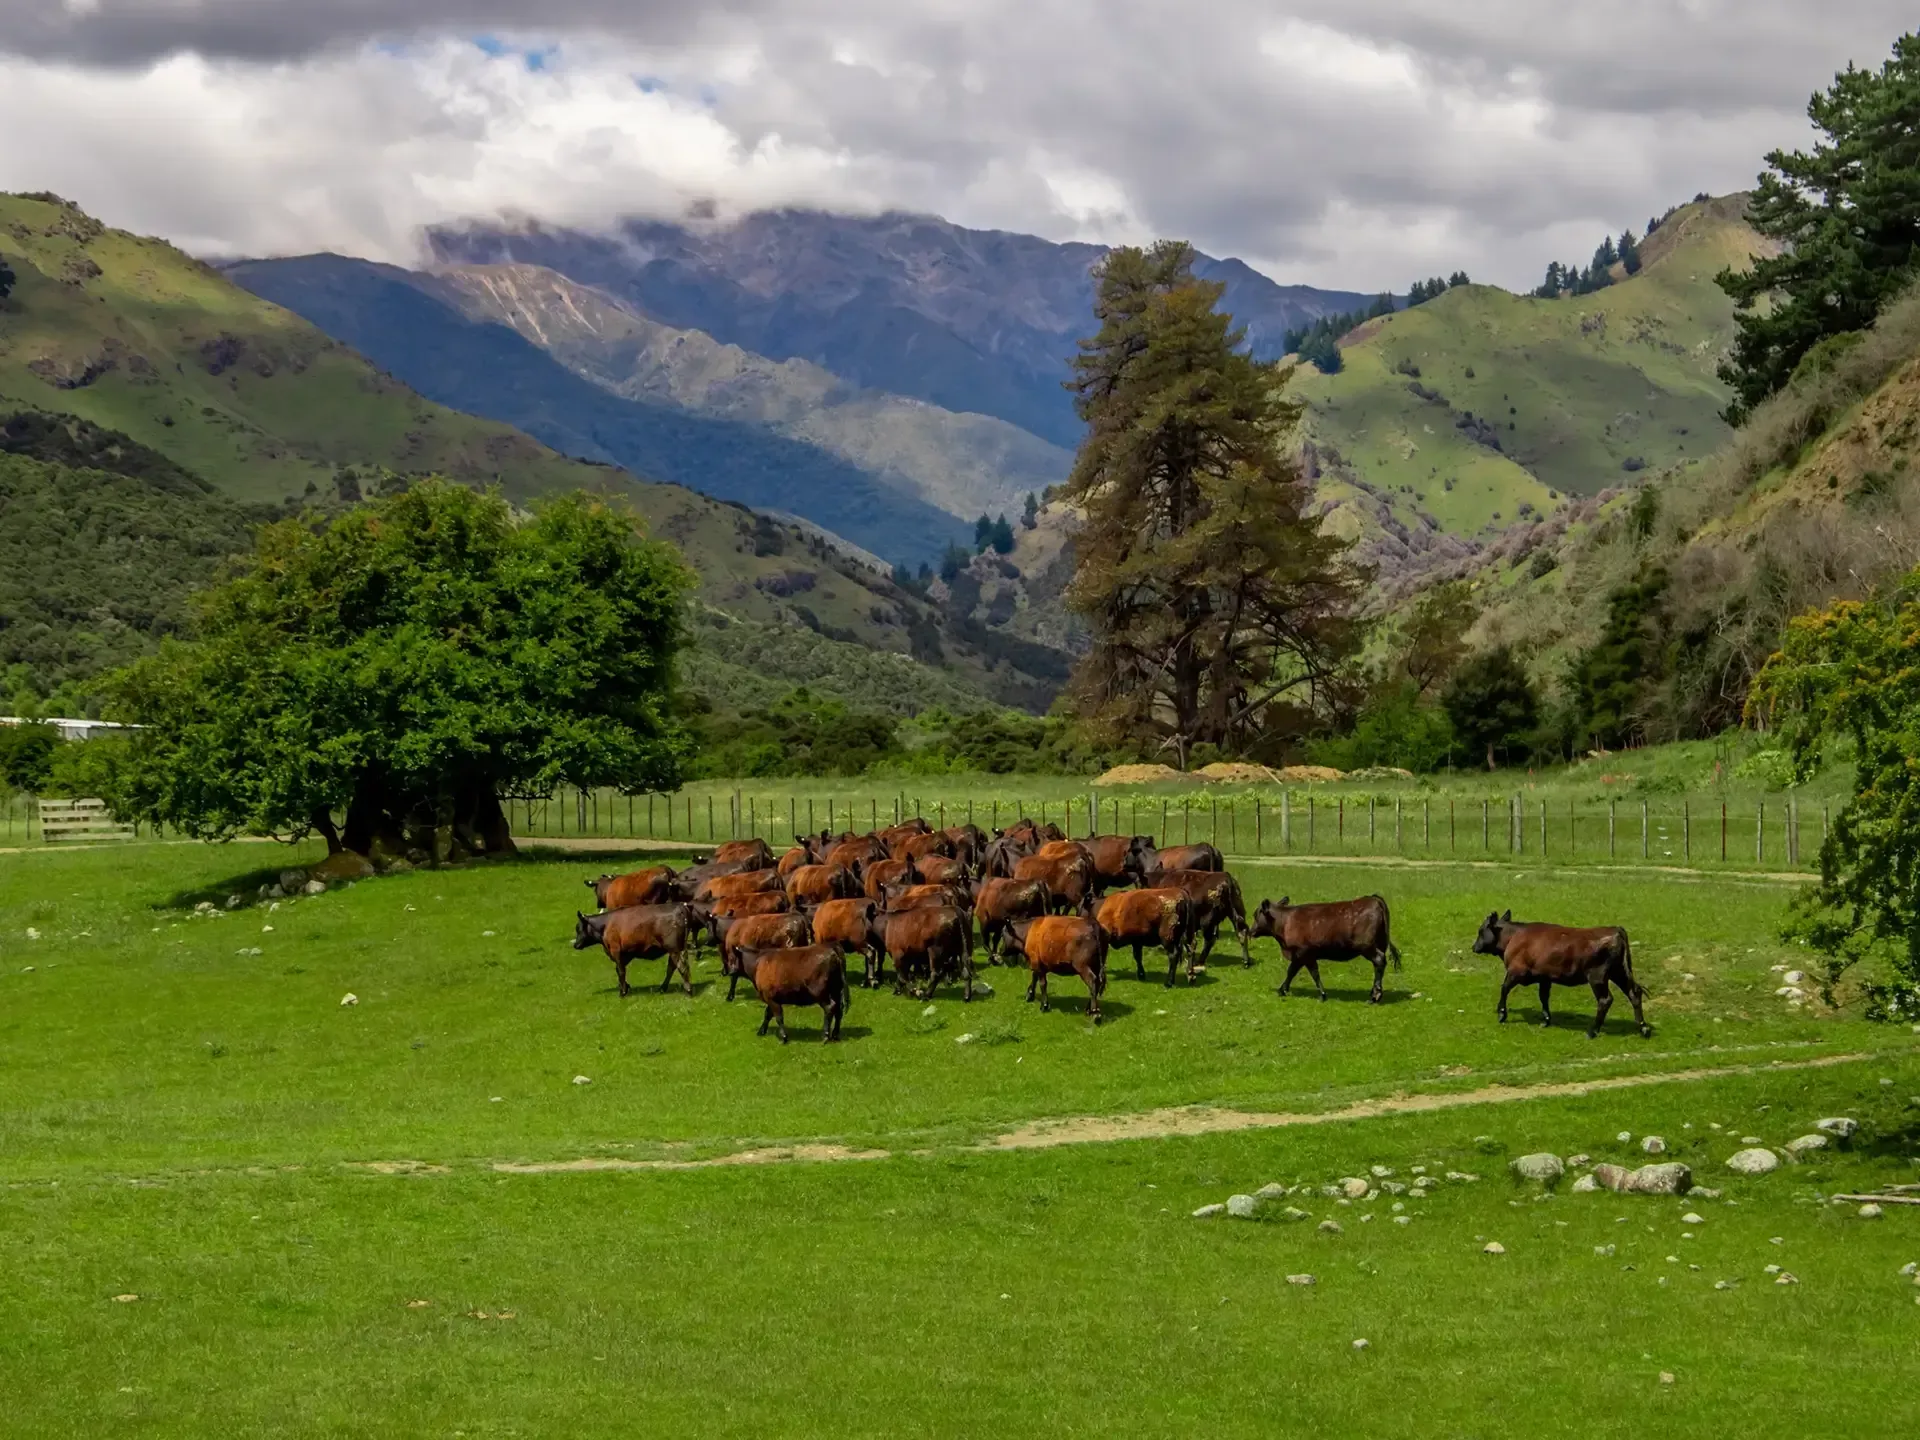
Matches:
[[1092, 763, 1189, 787], [1277, 765, 1345, 783], [1194, 762, 1282, 784], [1345, 766, 1415, 782]]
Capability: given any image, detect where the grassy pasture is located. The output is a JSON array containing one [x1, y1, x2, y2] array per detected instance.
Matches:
[[2, 842, 1917, 1436]]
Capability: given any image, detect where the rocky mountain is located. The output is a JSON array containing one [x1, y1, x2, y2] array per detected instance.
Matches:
[[425, 209, 1376, 449]]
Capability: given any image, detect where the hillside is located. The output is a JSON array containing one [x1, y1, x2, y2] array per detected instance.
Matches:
[[1291, 196, 1776, 567], [425, 209, 1375, 449], [219, 254, 974, 568], [0, 194, 1072, 713]]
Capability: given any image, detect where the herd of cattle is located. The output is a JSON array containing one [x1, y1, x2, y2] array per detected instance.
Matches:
[[571, 816, 1652, 1044]]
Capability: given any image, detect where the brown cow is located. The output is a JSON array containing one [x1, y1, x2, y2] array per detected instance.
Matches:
[[1144, 867, 1251, 968], [669, 856, 763, 899], [881, 881, 972, 912], [868, 905, 975, 1000], [997, 818, 1064, 846], [1079, 835, 1156, 893], [1034, 839, 1092, 863], [879, 818, 932, 845], [983, 832, 1035, 878], [942, 824, 986, 868], [1473, 910, 1650, 1038], [726, 943, 849, 1043], [710, 891, 791, 921], [896, 830, 954, 864], [811, 897, 884, 988], [826, 835, 887, 872], [970, 877, 1051, 963], [914, 854, 970, 887], [1140, 841, 1223, 874], [573, 904, 697, 997], [786, 863, 859, 907], [1251, 896, 1401, 1003], [714, 911, 814, 1001], [1002, 915, 1108, 1021], [1013, 851, 1095, 916], [776, 844, 815, 880], [584, 866, 674, 911], [711, 838, 776, 868], [1096, 888, 1197, 986], [700, 867, 782, 902], [862, 857, 913, 901]]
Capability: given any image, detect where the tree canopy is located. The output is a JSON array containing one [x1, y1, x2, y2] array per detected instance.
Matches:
[[1442, 646, 1539, 770], [1717, 32, 1920, 423], [97, 482, 692, 866], [1062, 240, 1363, 766]]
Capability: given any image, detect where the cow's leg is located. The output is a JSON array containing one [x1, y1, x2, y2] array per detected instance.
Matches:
[[1537, 981, 1553, 1027], [775, 1004, 789, 1043], [758, 1004, 774, 1037], [1497, 974, 1519, 1022], [1039, 971, 1051, 1013], [1238, 921, 1252, 969], [1166, 942, 1181, 988], [1306, 960, 1326, 1001], [1369, 953, 1386, 1004], [962, 946, 975, 1003], [1197, 921, 1217, 966], [1080, 964, 1099, 1022], [1026, 969, 1039, 1003], [1278, 955, 1303, 997], [726, 965, 741, 1003], [615, 957, 630, 998], [1133, 943, 1145, 982], [822, 995, 839, 1043], [1587, 979, 1613, 1039]]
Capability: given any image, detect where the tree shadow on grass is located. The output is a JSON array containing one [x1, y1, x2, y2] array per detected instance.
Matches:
[[157, 860, 312, 913]]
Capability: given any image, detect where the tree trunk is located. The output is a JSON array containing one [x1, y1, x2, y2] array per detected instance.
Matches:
[[1486, 741, 1496, 772], [310, 809, 343, 855], [473, 787, 516, 855]]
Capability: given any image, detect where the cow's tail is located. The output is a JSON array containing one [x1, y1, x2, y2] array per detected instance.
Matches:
[[1387, 940, 1403, 972], [1616, 930, 1642, 999]]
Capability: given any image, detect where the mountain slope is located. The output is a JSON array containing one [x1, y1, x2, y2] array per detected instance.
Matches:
[[425, 262, 1071, 527], [426, 209, 1374, 449], [220, 253, 972, 567], [1291, 195, 1775, 563]]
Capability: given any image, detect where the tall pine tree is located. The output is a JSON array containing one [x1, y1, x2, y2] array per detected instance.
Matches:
[[1062, 242, 1363, 765]]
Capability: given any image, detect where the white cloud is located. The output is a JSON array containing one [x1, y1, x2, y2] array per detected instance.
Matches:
[[0, 2, 1911, 288]]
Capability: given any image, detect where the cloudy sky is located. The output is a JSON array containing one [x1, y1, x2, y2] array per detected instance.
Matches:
[[0, 1, 1910, 290]]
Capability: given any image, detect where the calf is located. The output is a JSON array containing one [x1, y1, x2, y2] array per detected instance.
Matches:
[[1473, 910, 1650, 1038], [726, 943, 849, 1043], [1096, 888, 1197, 986], [1140, 841, 1223, 874], [711, 838, 776, 868], [811, 897, 884, 988], [714, 911, 814, 1001], [1013, 852, 1095, 916], [913, 854, 970, 887], [970, 877, 1050, 963], [1251, 895, 1400, 1003], [584, 866, 674, 911], [862, 857, 913, 901], [868, 905, 975, 1001], [700, 867, 783, 902], [573, 904, 697, 997], [1002, 915, 1107, 1022], [786, 863, 859, 907], [1144, 868, 1251, 968]]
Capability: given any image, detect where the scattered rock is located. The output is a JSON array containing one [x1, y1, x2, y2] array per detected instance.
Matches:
[[1340, 1177, 1371, 1199], [1594, 1244, 1616, 1257], [1815, 1117, 1858, 1140], [1567, 1154, 1591, 1168], [1713, 1280, 1738, 1291], [111, 1294, 139, 1304], [1631, 1163, 1693, 1196], [1659, 1372, 1675, 1386], [1381, 1181, 1406, 1195], [1680, 1213, 1705, 1226], [225, 894, 243, 910], [1370, 1165, 1394, 1178], [571, 1074, 591, 1085], [1318, 1220, 1343, 1234], [339, 993, 358, 1007], [1393, 1215, 1411, 1224], [1192, 1204, 1226, 1219], [1784, 1135, 1828, 1157], [311, 850, 376, 883], [1617, 1131, 1633, 1143], [1725, 1149, 1779, 1176], [1281, 1207, 1310, 1222], [1859, 1203, 1885, 1220], [1900, 1262, 1917, 1277], [954, 1034, 975, 1045], [1255, 1183, 1288, 1200], [1783, 970, 1806, 985], [1741, 1135, 1764, 1145], [406, 1299, 431, 1309], [1571, 1174, 1599, 1193], [1511, 1153, 1565, 1185], [1693, 1187, 1722, 1200], [302, 880, 327, 897], [1286, 1274, 1315, 1286], [1351, 1338, 1370, 1351], [1446, 1171, 1480, 1183], [1775, 1272, 1799, 1285], [278, 869, 308, 893], [1483, 1241, 1506, 1255], [1641, 1136, 1667, 1155], [1226, 1194, 1258, 1219]]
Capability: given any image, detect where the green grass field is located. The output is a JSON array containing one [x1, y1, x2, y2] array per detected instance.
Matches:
[[4, 839, 1918, 1435]]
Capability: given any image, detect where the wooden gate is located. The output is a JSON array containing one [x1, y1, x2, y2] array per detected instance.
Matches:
[[38, 798, 134, 844]]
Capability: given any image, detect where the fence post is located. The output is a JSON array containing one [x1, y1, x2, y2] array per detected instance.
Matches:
[[1641, 801, 1648, 859], [1367, 797, 1375, 846], [1255, 797, 1263, 851], [1338, 798, 1345, 846], [1308, 794, 1315, 851], [1395, 796, 1402, 851], [1184, 798, 1190, 844], [1282, 789, 1291, 850], [1160, 798, 1167, 844], [1721, 802, 1727, 861], [1482, 799, 1488, 851], [1683, 800, 1690, 863], [1424, 799, 1430, 849], [708, 796, 715, 842], [1609, 799, 1616, 858], [1539, 800, 1547, 856], [1756, 801, 1764, 864]]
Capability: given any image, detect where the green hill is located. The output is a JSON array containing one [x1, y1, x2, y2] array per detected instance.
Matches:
[[0, 193, 1071, 714], [1291, 196, 1775, 557]]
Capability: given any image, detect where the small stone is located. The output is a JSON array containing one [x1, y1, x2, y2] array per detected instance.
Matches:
[[1641, 1136, 1667, 1155], [1192, 1204, 1226, 1218], [1783, 970, 1805, 984], [1617, 1131, 1633, 1143], [1483, 1241, 1506, 1255], [1815, 1117, 1858, 1139], [1725, 1148, 1779, 1175], [279, 869, 307, 893], [1693, 1187, 1722, 1200], [1571, 1174, 1599, 1193], [302, 880, 327, 897], [1318, 1220, 1343, 1234], [1352, 1338, 1369, 1350], [1680, 1213, 1705, 1226], [1340, 1177, 1370, 1199], [1390, 1201, 1404, 1213], [406, 1299, 431, 1308], [1286, 1274, 1316, 1286], [1858, 1203, 1885, 1219], [1764, 1264, 1780, 1275], [1741, 1136, 1764, 1146], [1281, 1207, 1310, 1222], [339, 993, 358, 1007], [954, 1033, 974, 1045], [1511, 1153, 1565, 1185], [1784, 1135, 1828, 1157], [1775, 1272, 1798, 1285], [1370, 1165, 1393, 1178], [1226, 1194, 1258, 1219], [1255, 1183, 1288, 1200], [1629, 1163, 1693, 1196], [1410, 1166, 1426, 1175], [111, 1294, 139, 1304], [482, 930, 496, 938], [1446, 1171, 1480, 1183], [1381, 1181, 1406, 1195], [1659, 1372, 1675, 1385], [1595, 1244, 1616, 1257], [1900, 1262, 1917, 1277], [1567, 1154, 1590, 1168], [921, 1004, 938, 1017], [1667, 1255, 1681, 1263], [571, 1075, 591, 1085], [1365, 1188, 1379, 1202], [1393, 1214, 1411, 1224]]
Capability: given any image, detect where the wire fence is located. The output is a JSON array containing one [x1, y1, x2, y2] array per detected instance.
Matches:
[[500, 786, 1827, 873]]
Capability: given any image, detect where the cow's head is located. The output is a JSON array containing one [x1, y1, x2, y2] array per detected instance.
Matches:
[[1472, 911, 1510, 956], [1249, 897, 1289, 939], [1124, 835, 1157, 879], [572, 911, 596, 950]]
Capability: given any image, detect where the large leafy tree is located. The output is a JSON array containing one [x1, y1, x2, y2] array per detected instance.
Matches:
[[1717, 32, 1920, 423], [1747, 574, 1920, 1018], [99, 482, 691, 865], [1442, 646, 1539, 771], [1063, 241, 1363, 765]]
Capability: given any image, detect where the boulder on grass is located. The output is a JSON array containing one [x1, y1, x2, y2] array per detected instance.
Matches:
[[1726, 1148, 1779, 1176], [1628, 1163, 1692, 1196], [311, 851, 376, 884], [1511, 1153, 1565, 1186]]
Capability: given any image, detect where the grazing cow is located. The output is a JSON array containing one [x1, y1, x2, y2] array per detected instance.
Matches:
[[913, 854, 970, 887], [700, 867, 783, 901], [983, 832, 1036, 878], [1251, 896, 1401, 1003], [868, 905, 975, 1000], [1079, 835, 1156, 893], [970, 877, 1051, 963], [1473, 910, 1650, 1038], [1013, 851, 1096, 916], [811, 898, 884, 988], [862, 857, 913, 901], [1002, 915, 1108, 1021], [786, 863, 859, 907], [714, 911, 814, 1001], [1144, 868, 1251, 968], [726, 943, 849, 1043], [897, 830, 955, 864], [881, 881, 972, 912], [669, 856, 762, 899], [710, 838, 776, 868], [710, 891, 791, 921], [1096, 888, 1197, 986], [826, 835, 887, 872], [1140, 841, 1223, 874], [584, 866, 674, 912], [573, 904, 697, 997]]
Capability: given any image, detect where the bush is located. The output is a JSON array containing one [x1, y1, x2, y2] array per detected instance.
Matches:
[[1308, 685, 1455, 773], [0, 722, 59, 792]]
